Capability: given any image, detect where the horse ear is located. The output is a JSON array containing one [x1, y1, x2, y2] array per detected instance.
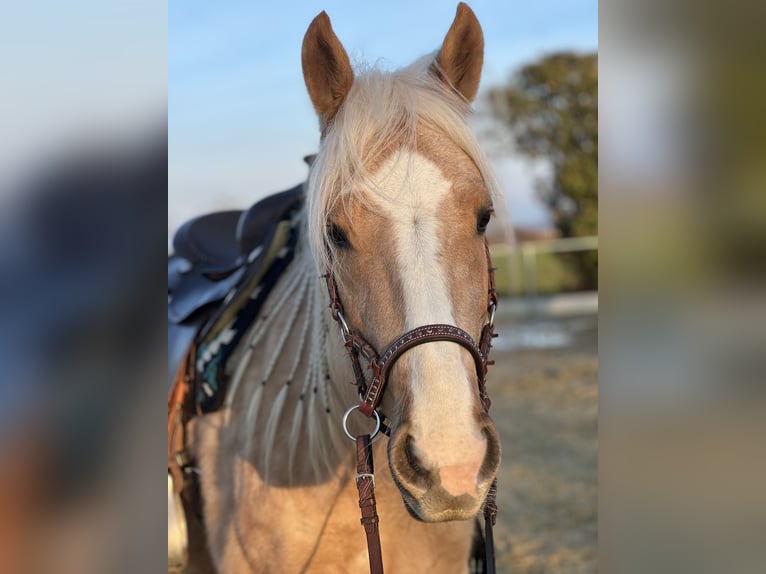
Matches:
[[432, 3, 484, 102], [302, 12, 354, 129]]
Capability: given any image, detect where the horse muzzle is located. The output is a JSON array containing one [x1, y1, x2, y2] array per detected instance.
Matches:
[[387, 415, 501, 523]]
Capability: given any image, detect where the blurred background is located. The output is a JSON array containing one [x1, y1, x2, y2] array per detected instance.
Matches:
[[0, 1, 167, 573], [600, 0, 766, 572]]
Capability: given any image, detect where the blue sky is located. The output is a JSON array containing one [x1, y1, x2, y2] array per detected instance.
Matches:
[[1, 1, 166, 196], [169, 1, 598, 232]]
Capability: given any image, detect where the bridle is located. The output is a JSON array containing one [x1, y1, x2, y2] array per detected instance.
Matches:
[[323, 239, 499, 574]]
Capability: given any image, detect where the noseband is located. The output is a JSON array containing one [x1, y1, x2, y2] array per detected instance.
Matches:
[[323, 239, 499, 574]]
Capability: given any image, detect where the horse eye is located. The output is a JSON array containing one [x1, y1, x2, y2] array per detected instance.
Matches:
[[328, 224, 351, 249], [477, 209, 493, 235]]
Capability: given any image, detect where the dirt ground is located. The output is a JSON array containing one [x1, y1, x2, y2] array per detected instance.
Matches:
[[489, 305, 598, 574]]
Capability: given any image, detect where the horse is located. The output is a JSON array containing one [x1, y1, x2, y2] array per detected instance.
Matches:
[[180, 4, 502, 572]]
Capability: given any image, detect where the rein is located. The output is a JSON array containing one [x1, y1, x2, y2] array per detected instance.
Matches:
[[324, 240, 499, 574]]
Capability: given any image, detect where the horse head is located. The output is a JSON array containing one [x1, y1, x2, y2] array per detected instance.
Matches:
[[301, 3, 501, 523]]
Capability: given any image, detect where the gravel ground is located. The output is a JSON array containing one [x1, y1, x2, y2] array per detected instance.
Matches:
[[489, 303, 598, 574]]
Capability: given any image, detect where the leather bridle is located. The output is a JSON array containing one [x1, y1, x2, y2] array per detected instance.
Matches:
[[323, 239, 499, 574]]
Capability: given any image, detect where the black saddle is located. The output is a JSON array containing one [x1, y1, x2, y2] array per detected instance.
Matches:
[[172, 184, 304, 276], [171, 210, 241, 275], [168, 184, 305, 390]]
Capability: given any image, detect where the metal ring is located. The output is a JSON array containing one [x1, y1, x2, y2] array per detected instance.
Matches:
[[336, 310, 351, 342], [487, 302, 497, 330], [342, 405, 381, 441]]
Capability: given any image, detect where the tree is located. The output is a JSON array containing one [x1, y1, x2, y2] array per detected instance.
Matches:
[[488, 52, 598, 288]]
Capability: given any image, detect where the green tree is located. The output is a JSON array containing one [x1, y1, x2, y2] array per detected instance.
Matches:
[[488, 52, 598, 288]]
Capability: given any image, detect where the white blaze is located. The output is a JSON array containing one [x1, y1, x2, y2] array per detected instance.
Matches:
[[368, 151, 485, 496]]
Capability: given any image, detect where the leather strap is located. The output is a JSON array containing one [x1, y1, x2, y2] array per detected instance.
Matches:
[[359, 324, 485, 417], [482, 478, 498, 574], [168, 343, 196, 494], [356, 435, 384, 574]]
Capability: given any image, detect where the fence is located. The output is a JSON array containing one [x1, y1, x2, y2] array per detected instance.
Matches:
[[491, 236, 598, 297]]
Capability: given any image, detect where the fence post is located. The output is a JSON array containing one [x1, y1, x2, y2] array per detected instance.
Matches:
[[522, 244, 538, 297]]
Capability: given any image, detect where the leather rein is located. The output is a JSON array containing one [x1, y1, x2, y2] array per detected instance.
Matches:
[[323, 240, 499, 574]]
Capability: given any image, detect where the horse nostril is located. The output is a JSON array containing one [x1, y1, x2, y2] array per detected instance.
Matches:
[[404, 435, 426, 475], [478, 424, 502, 482], [388, 430, 432, 493]]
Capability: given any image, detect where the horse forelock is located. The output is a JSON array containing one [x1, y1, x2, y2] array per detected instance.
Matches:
[[306, 54, 500, 278]]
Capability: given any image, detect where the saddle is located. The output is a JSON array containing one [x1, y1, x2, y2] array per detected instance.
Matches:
[[168, 184, 305, 390], [171, 186, 308, 275]]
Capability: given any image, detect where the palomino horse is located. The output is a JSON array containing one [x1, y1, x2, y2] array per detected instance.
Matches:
[[186, 4, 501, 572]]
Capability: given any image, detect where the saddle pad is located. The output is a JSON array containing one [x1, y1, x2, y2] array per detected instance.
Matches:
[[168, 185, 304, 386], [194, 214, 300, 412]]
